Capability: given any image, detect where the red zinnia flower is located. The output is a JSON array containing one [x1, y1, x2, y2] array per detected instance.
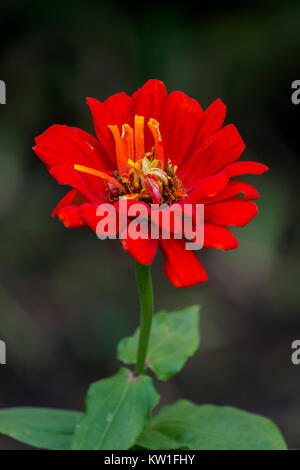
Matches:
[[34, 80, 268, 288]]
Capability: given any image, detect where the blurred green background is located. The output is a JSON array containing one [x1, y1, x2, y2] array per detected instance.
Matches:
[[0, 0, 300, 449]]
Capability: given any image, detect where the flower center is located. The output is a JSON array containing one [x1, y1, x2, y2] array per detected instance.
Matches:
[[74, 115, 187, 205], [110, 154, 186, 205]]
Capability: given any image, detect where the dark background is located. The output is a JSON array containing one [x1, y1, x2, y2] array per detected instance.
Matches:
[[0, 0, 299, 449]]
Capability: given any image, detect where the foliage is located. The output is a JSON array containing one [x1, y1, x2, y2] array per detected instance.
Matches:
[[0, 306, 287, 450]]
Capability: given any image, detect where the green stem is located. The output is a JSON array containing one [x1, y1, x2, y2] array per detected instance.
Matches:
[[134, 262, 153, 376]]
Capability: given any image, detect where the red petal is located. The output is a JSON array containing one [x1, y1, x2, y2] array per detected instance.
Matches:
[[49, 166, 95, 201], [184, 173, 229, 204], [56, 201, 121, 235], [133, 79, 167, 119], [132, 80, 168, 153], [81, 203, 101, 232], [34, 125, 111, 171], [151, 204, 184, 237], [87, 92, 132, 165], [58, 205, 86, 228], [121, 227, 158, 265], [159, 238, 207, 287], [206, 180, 259, 204], [190, 98, 227, 151], [49, 166, 107, 203], [160, 91, 203, 167], [222, 161, 269, 178], [114, 199, 151, 217], [204, 223, 239, 250], [182, 124, 245, 187], [114, 199, 151, 236], [52, 189, 78, 217], [104, 92, 133, 124], [80, 203, 118, 236], [70, 127, 113, 169], [87, 98, 113, 159], [204, 198, 258, 227]]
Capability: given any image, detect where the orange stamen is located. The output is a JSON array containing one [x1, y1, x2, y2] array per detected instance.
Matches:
[[134, 115, 145, 161], [120, 193, 140, 200], [174, 189, 187, 200], [74, 164, 125, 191], [148, 118, 165, 163], [108, 125, 130, 175], [122, 124, 134, 164]]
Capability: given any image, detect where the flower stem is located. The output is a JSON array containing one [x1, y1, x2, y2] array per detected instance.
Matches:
[[135, 262, 153, 376]]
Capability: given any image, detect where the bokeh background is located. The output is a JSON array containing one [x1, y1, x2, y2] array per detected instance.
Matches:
[[0, 0, 299, 449]]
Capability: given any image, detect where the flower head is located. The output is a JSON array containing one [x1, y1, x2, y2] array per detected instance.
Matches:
[[34, 80, 268, 287]]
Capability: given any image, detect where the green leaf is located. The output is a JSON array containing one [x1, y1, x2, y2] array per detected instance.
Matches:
[[117, 305, 200, 381], [137, 400, 287, 450], [71, 367, 159, 450], [0, 408, 83, 450]]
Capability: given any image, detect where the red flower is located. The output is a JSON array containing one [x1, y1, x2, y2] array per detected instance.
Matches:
[[34, 80, 268, 288]]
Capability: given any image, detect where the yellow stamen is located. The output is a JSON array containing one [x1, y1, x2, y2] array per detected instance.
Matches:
[[142, 157, 151, 175], [128, 158, 140, 171], [150, 158, 159, 169], [120, 193, 140, 200]]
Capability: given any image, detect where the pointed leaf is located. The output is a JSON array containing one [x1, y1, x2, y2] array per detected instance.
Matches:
[[137, 400, 287, 450], [72, 367, 159, 450], [117, 305, 200, 381], [0, 408, 83, 450]]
